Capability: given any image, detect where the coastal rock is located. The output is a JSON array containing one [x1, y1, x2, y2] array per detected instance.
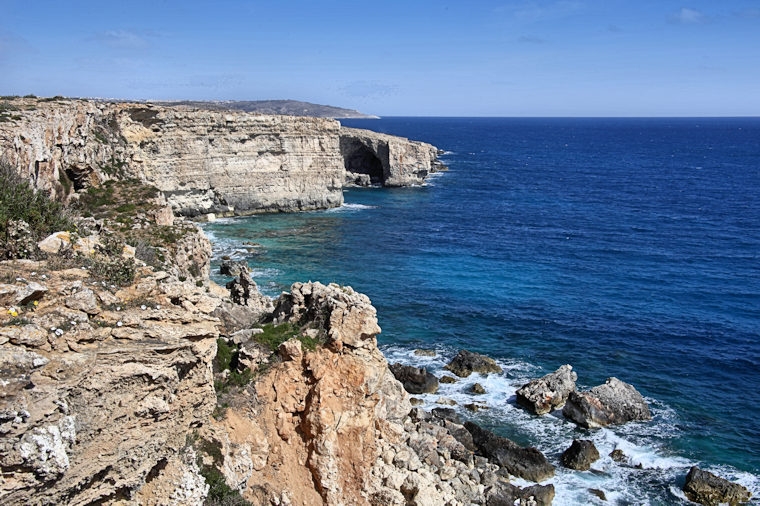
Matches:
[[516, 364, 577, 415], [683, 466, 752, 506], [219, 258, 249, 277], [271, 281, 381, 350], [444, 349, 503, 378], [464, 421, 555, 482], [486, 482, 556, 506], [561, 439, 600, 471], [562, 377, 651, 428], [0, 260, 218, 505], [339, 127, 443, 187], [0, 98, 443, 217], [389, 363, 439, 394]]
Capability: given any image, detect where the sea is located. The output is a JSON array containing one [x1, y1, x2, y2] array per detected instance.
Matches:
[[204, 117, 760, 505]]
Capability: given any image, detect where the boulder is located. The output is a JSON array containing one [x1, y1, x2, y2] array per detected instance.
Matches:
[[464, 421, 554, 482], [444, 350, 502, 378], [440, 375, 457, 384], [38, 231, 72, 254], [516, 364, 577, 415], [683, 466, 751, 506], [561, 439, 600, 471], [486, 482, 556, 506], [219, 258, 249, 277], [389, 363, 439, 394], [470, 383, 486, 394], [562, 377, 651, 428]]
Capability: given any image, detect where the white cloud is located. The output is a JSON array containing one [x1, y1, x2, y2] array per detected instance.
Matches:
[[93, 30, 151, 50], [671, 7, 706, 24]]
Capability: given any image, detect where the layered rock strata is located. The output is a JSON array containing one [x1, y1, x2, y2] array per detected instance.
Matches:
[[0, 97, 444, 217]]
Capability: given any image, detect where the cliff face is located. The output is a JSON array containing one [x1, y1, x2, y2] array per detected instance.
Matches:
[[0, 262, 221, 506], [0, 98, 443, 216], [340, 127, 443, 187]]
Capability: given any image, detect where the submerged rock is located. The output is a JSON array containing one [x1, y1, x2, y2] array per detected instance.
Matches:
[[516, 364, 577, 415], [465, 421, 554, 482], [562, 377, 651, 428], [389, 363, 439, 394], [444, 349, 502, 378], [683, 466, 752, 506], [561, 439, 600, 471]]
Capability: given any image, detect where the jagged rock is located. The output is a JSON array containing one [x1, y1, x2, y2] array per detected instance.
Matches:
[[562, 377, 651, 428], [486, 482, 556, 506], [278, 338, 303, 361], [226, 270, 257, 306], [431, 407, 461, 424], [219, 258, 249, 277], [471, 383, 486, 394], [561, 439, 600, 471], [444, 349, 502, 378], [414, 349, 436, 357], [213, 300, 272, 334], [389, 363, 439, 394], [271, 281, 381, 350], [0, 281, 48, 306], [516, 364, 577, 415], [439, 375, 457, 384], [465, 421, 555, 482], [683, 466, 752, 506]]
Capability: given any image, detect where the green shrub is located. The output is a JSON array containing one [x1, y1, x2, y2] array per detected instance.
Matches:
[[0, 160, 74, 258]]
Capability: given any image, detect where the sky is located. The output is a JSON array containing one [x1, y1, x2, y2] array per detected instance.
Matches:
[[1, 1, 759, 116]]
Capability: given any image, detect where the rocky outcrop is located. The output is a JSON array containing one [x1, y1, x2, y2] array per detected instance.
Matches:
[[516, 364, 577, 415], [683, 466, 752, 506], [562, 377, 651, 428], [389, 363, 440, 394], [0, 261, 220, 505], [0, 97, 444, 217], [340, 127, 444, 187], [464, 421, 555, 483], [444, 349, 503, 378], [561, 439, 600, 471]]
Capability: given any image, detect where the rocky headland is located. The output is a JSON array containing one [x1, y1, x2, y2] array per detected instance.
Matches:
[[0, 96, 444, 217], [0, 96, 752, 505]]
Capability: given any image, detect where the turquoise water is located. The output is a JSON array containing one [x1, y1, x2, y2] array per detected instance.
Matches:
[[205, 118, 760, 504]]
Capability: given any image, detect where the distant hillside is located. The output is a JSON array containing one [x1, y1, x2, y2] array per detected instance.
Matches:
[[154, 99, 379, 119]]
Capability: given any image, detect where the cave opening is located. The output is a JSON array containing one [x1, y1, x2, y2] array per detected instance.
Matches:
[[342, 142, 384, 185]]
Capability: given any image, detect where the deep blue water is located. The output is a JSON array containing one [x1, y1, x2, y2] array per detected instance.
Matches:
[[206, 117, 760, 504]]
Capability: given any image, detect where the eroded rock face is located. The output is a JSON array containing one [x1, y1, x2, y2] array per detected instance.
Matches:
[[0, 261, 219, 505], [339, 127, 444, 187], [683, 466, 752, 506], [562, 377, 651, 428], [213, 281, 410, 506], [1, 98, 444, 216], [516, 364, 577, 415]]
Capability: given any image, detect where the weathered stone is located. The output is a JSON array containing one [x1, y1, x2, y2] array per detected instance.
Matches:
[[465, 421, 554, 482], [516, 364, 577, 415], [683, 466, 752, 506], [562, 377, 651, 428], [561, 439, 600, 471], [439, 375, 457, 384], [37, 231, 72, 254], [389, 363, 439, 394], [471, 382, 486, 394], [486, 482, 556, 506], [64, 287, 101, 315], [219, 258, 249, 277], [413, 348, 436, 357], [278, 338, 303, 361], [444, 349, 502, 378]]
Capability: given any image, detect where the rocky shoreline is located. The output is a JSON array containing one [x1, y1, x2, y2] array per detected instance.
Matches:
[[0, 97, 752, 505]]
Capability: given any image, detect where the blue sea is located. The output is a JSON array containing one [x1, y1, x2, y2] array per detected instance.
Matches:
[[205, 117, 760, 505]]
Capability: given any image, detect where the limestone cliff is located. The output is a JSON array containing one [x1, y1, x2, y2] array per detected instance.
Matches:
[[340, 127, 444, 187], [0, 97, 444, 217]]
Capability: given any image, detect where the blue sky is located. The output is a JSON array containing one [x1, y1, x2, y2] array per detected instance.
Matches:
[[1, 1, 758, 116]]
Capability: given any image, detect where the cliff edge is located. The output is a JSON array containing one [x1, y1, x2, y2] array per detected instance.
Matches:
[[0, 97, 444, 217]]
